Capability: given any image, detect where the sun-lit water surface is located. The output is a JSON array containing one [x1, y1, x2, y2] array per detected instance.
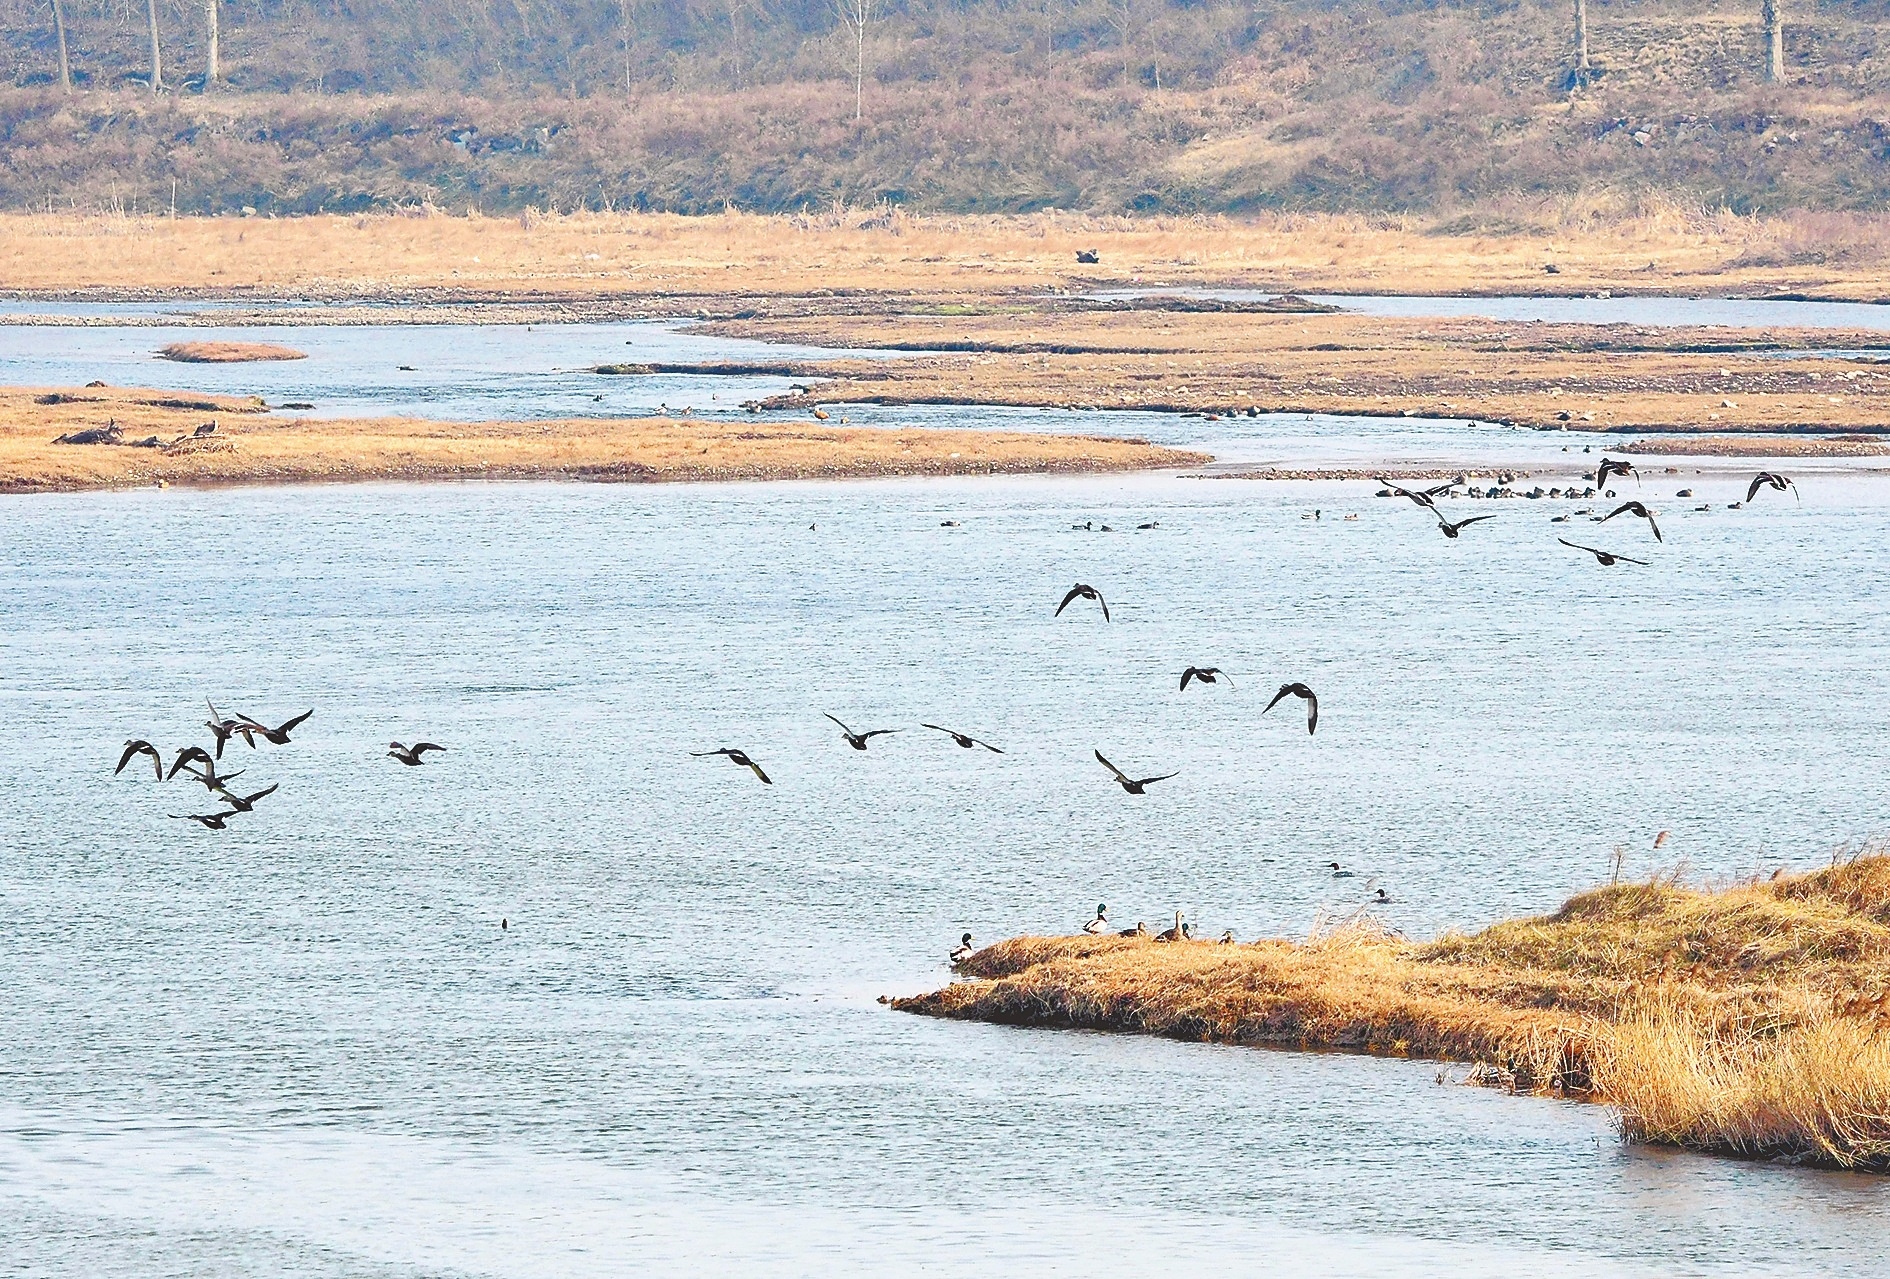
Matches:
[[5, 468, 1890, 1275]]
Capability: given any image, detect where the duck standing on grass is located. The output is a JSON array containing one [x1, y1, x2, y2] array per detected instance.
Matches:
[[949, 933, 975, 964], [1118, 921, 1149, 938], [1083, 904, 1109, 934]]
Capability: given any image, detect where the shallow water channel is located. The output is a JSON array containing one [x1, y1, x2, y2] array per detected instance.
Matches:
[[4, 301, 1890, 1274]]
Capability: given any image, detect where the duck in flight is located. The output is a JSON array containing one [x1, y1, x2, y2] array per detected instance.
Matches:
[[1083, 904, 1109, 934], [1055, 583, 1110, 622], [1595, 458, 1638, 489], [212, 782, 279, 813], [1263, 683, 1319, 734], [1094, 750, 1178, 794], [235, 709, 313, 746], [920, 723, 1003, 753], [116, 740, 163, 780], [691, 747, 773, 785], [950, 932, 975, 964], [1747, 471, 1798, 504], [1180, 666, 1233, 691], [204, 700, 252, 756], [825, 714, 899, 751], [1599, 501, 1662, 542], [1559, 537, 1648, 567], [1377, 477, 1454, 510], [1435, 511, 1495, 539], [171, 810, 239, 830], [387, 741, 446, 766]]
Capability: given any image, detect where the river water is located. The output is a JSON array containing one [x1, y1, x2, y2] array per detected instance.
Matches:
[[5, 302, 1890, 1275]]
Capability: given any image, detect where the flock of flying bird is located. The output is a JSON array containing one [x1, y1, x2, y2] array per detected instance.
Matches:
[[114, 701, 444, 828], [1378, 458, 1799, 566]]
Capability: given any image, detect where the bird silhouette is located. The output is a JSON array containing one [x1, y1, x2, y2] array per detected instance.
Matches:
[[1435, 512, 1496, 539], [1559, 537, 1648, 566], [1377, 477, 1454, 509], [212, 782, 279, 813], [1094, 750, 1178, 794], [204, 699, 252, 756], [235, 709, 313, 745], [1055, 583, 1110, 621], [692, 747, 772, 784], [387, 741, 446, 766], [174, 755, 247, 791], [1263, 683, 1319, 734], [116, 740, 162, 780], [166, 746, 216, 780], [1180, 666, 1233, 691], [1599, 501, 1662, 542], [1595, 458, 1639, 489], [920, 723, 1003, 753], [825, 714, 899, 751], [1747, 471, 1799, 504], [170, 810, 239, 830]]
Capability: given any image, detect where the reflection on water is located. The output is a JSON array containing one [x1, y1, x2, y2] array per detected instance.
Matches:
[[5, 473, 1890, 1274]]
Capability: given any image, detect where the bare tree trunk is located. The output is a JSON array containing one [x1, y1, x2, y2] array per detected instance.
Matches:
[[145, 0, 163, 93], [620, 0, 634, 95], [205, 0, 219, 88], [49, 0, 72, 92], [726, 0, 745, 88], [835, 0, 873, 121], [1762, 0, 1784, 82], [1573, 0, 1590, 80]]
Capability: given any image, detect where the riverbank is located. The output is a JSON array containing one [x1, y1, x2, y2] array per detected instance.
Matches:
[[896, 856, 1890, 1171], [0, 385, 1202, 492]]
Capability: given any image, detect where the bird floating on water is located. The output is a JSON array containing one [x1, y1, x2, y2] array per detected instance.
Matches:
[[1559, 538, 1647, 567], [1599, 501, 1662, 542], [1263, 683, 1319, 734], [691, 747, 772, 785], [116, 740, 162, 780], [1095, 750, 1178, 794], [825, 714, 899, 751], [1329, 862, 1356, 878], [387, 741, 446, 766], [1055, 583, 1110, 622], [920, 723, 1003, 753]]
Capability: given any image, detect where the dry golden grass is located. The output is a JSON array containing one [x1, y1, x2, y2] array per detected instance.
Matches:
[[712, 309, 1890, 437], [0, 384, 1201, 492], [4, 206, 1890, 302], [158, 341, 308, 363], [897, 854, 1890, 1170]]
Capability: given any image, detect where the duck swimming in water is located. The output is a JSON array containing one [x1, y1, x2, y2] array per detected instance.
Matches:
[[1329, 862, 1357, 878]]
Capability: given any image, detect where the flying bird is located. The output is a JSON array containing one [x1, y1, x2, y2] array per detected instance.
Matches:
[[235, 709, 313, 745], [1595, 458, 1638, 489], [825, 714, 899, 751], [1559, 537, 1648, 567], [950, 932, 975, 963], [920, 723, 1003, 753], [1377, 477, 1454, 509], [212, 782, 279, 813], [1263, 683, 1319, 734], [1083, 904, 1109, 934], [1179, 666, 1233, 691], [174, 755, 247, 791], [691, 747, 772, 785], [1435, 512, 1496, 539], [1747, 471, 1798, 504], [1094, 750, 1178, 794], [1055, 583, 1110, 622], [116, 740, 163, 780], [166, 745, 217, 780], [1599, 501, 1662, 542], [170, 810, 240, 830], [387, 741, 446, 766], [204, 699, 253, 756]]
